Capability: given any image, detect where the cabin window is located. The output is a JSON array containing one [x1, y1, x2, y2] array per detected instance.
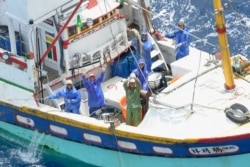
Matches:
[[68, 26, 76, 36], [102, 14, 108, 20], [93, 19, 98, 25], [80, 24, 88, 31], [112, 9, 117, 15], [46, 42, 57, 62], [110, 11, 114, 16]]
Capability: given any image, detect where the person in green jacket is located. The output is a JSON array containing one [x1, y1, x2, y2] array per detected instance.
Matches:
[[123, 75, 142, 126]]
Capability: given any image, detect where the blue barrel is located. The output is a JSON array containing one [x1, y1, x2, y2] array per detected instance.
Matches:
[[5, 31, 22, 55], [0, 25, 8, 49], [111, 51, 137, 78]]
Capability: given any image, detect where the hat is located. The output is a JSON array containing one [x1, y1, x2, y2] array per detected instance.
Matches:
[[88, 73, 95, 78], [66, 79, 73, 85], [178, 18, 185, 25], [129, 78, 135, 83], [130, 73, 136, 78], [141, 30, 148, 35], [138, 59, 145, 65]]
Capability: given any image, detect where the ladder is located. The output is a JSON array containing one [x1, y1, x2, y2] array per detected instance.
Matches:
[[45, 79, 67, 110], [147, 33, 169, 72]]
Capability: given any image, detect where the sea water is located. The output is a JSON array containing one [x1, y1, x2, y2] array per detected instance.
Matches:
[[0, 128, 96, 167]]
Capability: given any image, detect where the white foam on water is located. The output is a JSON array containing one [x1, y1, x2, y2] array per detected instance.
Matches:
[[19, 131, 44, 164]]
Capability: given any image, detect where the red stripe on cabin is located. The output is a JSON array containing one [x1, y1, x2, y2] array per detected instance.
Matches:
[[0, 52, 27, 68], [53, 46, 57, 61], [62, 40, 69, 49], [87, 0, 98, 9]]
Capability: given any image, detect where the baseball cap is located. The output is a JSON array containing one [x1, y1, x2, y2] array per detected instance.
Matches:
[[138, 59, 145, 65], [141, 30, 148, 35], [66, 79, 73, 85], [88, 73, 95, 78], [178, 18, 185, 25], [129, 78, 135, 83]]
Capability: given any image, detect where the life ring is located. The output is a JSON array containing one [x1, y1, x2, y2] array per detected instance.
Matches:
[[225, 103, 250, 124]]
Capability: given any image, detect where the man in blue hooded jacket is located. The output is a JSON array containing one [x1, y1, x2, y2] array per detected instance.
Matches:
[[164, 19, 190, 60], [82, 68, 105, 116], [48, 79, 81, 114], [131, 30, 153, 72], [132, 59, 149, 91]]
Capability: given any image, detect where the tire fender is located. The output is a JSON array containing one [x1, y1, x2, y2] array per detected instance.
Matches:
[[225, 103, 249, 124]]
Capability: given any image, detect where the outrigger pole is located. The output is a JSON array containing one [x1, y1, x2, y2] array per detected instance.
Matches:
[[213, 0, 235, 90], [38, 0, 83, 66]]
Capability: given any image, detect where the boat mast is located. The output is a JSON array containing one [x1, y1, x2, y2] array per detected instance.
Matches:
[[213, 0, 235, 90]]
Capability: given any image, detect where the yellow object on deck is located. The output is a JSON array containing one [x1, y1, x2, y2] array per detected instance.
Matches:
[[213, 0, 235, 90]]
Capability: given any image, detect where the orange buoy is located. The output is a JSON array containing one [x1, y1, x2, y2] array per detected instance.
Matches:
[[119, 96, 127, 120]]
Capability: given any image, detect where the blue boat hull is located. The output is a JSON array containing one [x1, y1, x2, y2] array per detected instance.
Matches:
[[1, 121, 250, 167], [1, 102, 250, 167]]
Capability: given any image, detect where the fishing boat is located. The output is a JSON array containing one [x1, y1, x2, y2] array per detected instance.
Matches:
[[1, 0, 250, 166]]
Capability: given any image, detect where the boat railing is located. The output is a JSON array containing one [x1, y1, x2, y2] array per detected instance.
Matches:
[[67, 8, 119, 40]]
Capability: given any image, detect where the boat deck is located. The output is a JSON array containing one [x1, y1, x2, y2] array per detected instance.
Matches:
[[137, 63, 250, 139]]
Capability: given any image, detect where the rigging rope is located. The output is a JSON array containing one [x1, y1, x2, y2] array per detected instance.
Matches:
[[112, 132, 126, 167], [190, 50, 202, 110]]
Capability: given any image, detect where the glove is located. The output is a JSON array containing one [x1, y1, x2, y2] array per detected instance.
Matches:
[[176, 43, 182, 49], [47, 96, 52, 100], [66, 99, 71, 103]]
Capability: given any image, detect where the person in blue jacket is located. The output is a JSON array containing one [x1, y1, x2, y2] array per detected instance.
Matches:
[[164, 19, 190, 60], [132, 59, 149, 91], [82, 68, 106, 116], [48, 79, 81, 114], [131, 29, 153, 72]]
